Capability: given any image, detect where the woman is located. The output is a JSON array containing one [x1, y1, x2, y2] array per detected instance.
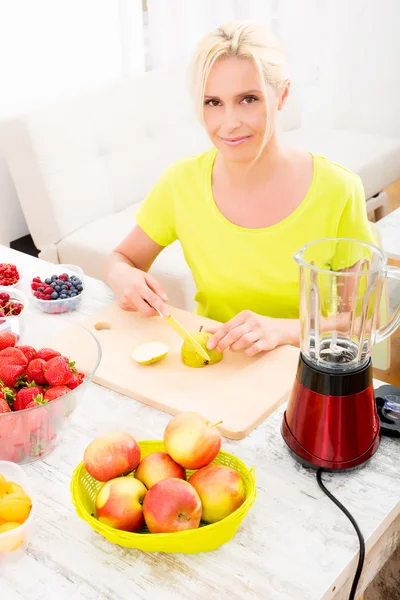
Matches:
[[104, 22, 375, 357]]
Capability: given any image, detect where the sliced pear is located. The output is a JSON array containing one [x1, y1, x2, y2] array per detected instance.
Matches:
[[132, 341, 169, 365], [181, 331, 223, 368]]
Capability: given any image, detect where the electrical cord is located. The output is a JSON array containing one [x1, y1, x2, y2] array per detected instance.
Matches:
[[316, 469, 365, 600]]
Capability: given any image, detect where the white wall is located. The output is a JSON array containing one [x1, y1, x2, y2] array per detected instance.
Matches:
[[332, 0, 400, 138]]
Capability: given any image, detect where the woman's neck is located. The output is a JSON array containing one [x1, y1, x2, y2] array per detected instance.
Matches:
[[216, 135, 287, 189]]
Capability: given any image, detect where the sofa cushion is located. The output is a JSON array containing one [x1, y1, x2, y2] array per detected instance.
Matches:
[[281, 128, 400, 200], [56, 204, 196, 311]]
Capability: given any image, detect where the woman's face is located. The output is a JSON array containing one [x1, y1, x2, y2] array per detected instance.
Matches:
[[203, 56, 284, 163]]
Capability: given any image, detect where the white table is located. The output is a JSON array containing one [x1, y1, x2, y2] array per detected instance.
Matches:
[[376, 207, 400, 261], [1, 247, 399, 600]]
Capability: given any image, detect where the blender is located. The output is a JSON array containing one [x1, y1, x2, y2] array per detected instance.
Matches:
[[282, 238, 400, 471]]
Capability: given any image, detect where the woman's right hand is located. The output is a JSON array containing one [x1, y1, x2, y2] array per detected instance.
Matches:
[[110, 262, 170, 317]]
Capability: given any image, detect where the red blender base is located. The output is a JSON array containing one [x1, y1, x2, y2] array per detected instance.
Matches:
[[282, 354, 381, 471]]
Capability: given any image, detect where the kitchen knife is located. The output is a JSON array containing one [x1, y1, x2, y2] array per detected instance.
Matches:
[[152, 306, 211, 362]]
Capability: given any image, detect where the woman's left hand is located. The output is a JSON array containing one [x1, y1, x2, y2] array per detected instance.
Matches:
[[205, 310, 300, 357]]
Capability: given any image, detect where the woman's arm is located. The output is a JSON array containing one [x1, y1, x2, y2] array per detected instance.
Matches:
[[104, 225, 170, 317]]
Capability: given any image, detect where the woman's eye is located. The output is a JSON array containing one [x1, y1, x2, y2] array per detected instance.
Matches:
[[204, 99, 221, 107], [241, 95, 258, 104]]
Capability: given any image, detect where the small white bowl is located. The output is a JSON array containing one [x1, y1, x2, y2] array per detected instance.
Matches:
[[0, 264, 23, 288], [30, 264, 85, 315], [0, 461, 36, 559]]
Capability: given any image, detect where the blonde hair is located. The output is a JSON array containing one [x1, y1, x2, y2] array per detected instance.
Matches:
[[189, 21, 289, 159]]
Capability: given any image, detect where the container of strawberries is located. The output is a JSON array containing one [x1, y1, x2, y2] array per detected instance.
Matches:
[[0, 264, 22, 288], [0, 321, 101, 463]]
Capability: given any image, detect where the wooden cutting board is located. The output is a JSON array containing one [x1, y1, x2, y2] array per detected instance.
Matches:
[[53, 304, 300, 440]]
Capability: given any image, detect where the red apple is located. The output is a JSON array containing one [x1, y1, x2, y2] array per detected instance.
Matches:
[[188, 464, 245, 523], [84, 432, 140, 482], [134, 452, 186, 489], [143, 478, 202, 533], [163, 412, 221, 469], [95, 476, 147, 532]]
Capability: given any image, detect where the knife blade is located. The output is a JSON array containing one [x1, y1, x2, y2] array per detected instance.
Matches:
[[152, 306, 211, 362]]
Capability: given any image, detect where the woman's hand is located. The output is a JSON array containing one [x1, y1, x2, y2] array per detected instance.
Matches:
[[205, 310, 300, 356], [109, 262, 169, 317]]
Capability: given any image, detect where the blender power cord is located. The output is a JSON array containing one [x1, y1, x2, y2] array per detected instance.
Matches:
[[316, 469, 365, 600]]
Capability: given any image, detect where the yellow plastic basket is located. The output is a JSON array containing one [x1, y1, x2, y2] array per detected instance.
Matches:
[[70, 440, 256, 553]]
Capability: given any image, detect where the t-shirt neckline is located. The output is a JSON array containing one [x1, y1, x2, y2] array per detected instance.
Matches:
[[205, 147, 319, 234]]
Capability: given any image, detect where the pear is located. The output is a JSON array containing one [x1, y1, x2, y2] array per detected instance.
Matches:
[[132, 341, 169, 365], [181, 329, 223, 368]]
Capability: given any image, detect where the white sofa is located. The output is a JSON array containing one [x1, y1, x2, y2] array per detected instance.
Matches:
[[1, 66, 399, 311]]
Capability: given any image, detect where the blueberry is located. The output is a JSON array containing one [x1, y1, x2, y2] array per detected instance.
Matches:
[[76, 284, 83, 291], [74, 279, 82, 285], [45, 278, 52, 285], [38, 287, 44, 292], [51, 292, 58, 300], [60, 294, 67, 299], [69, 287, 76, 293], [55, 285, 61, 292], [56, 279, 63, 285], [51, 274, 58, 281], [70, 293, 77, 297]]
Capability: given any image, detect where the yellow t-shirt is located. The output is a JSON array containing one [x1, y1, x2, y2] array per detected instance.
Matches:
[[135, 148, 376, 322]]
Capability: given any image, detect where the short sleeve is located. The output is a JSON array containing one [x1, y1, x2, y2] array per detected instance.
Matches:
[[337, 176, 375, 244], [330, 175, 376, 270], [134, 165, 177, 247]]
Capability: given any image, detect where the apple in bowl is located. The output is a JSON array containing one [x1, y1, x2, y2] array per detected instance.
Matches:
[[134, 452, 186, 489], [95, 476, 147, 532], [84, 432, 140, 482], [163, 412, 221, 469], [143, 478, 202, 534], [188, 464, 246, 523]]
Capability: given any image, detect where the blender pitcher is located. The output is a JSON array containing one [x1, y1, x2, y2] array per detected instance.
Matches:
[[294, 238, 400, 371], [281, 237, 400, 471]]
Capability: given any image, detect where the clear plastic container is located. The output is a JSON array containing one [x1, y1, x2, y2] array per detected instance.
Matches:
[[29, 264, 85, 314], [0, 321, 101, 464], [0, 461, 35, 559]]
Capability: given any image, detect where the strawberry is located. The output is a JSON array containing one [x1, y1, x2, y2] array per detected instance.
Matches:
[[23, 397, 49, 433], [67, 373, 81, 389], [16, 345, 37, 362], [44, 386, 70, 402], [26, 358, 47, 385], [14, 385, 44, 411], [44, 356, 74, 386], [0, 362, 26, 388], [0, 332, 16, 351], [0, 443, 19, 462], [35, 348, 61, 361], [0, 385, 16, 407], [0, 346, 28, 366], [0, 397, 11, 414]]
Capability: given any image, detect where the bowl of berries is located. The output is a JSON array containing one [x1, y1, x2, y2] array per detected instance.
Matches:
[[0, 320, 101, 464], [30, 264, 85, 314], [0, 264, 22, 288], [0, 288, 27, 340]]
